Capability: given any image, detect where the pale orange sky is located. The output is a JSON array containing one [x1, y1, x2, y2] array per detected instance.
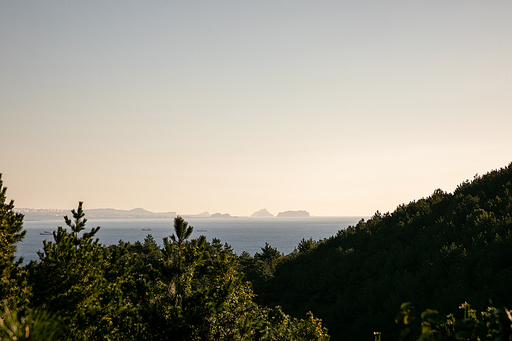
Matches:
[[1, 1, 511, 216]]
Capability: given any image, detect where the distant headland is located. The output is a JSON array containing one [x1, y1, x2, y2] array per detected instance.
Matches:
[[17, 208, 311, 221], [17, 208, 177, 221]]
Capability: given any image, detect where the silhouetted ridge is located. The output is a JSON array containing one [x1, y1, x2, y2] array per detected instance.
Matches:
[[250, 209, 275, 217], [276, 210, 309, 217], [251, 162, 512, 341]]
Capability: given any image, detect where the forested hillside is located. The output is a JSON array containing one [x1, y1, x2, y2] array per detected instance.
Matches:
[[245, 163, 512, 340], [2, 163, 512, 340]]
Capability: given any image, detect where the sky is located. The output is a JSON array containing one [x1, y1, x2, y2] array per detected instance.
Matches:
[[1, 1, 511, 217]]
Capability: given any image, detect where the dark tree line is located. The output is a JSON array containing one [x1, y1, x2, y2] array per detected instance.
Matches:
[[244, 163, 512, 340]]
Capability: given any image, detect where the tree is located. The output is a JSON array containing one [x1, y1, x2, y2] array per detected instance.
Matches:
[[0, 173, 27, 307], [297, 237, 318, 254], [170, 215, 193, 249], [63, 201, 100, 240], [29, 202, 132, 341], [161, 216, 204, 308], [254, 242, 282, 279]]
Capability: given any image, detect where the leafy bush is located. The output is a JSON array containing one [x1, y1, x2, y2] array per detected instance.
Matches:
[[395, 302, 512, 341]]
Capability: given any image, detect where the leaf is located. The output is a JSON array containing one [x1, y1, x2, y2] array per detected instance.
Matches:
[[401, 302, 413, 311], [421, 309, 443, 324]]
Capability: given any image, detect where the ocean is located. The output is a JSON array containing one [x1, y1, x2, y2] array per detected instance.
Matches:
[[16, 216, 363, 263]]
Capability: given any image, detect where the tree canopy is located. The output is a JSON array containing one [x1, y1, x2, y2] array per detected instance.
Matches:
[[249, 163, 512, 340]]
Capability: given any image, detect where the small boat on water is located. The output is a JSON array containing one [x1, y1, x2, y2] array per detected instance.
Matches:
[[197, 229, 207, 232], [40, 230, 53, 235], [142, 228, 151, 231]]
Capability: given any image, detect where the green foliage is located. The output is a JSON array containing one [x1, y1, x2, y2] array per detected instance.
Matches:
[[297, 237, 319, 254], [395, 302, 512, 341], [63, 201, 95, 237], [0, 304, 62, 341], [21, 207, 329, 340], [8, 162, 512, 340], [254, 242, 283, 279], [29, 202, 135, 340], [0, 174, 27, 308], [249, 162, 512, 340], [0, 175, 60, 340], [170, 215, 194, 247]]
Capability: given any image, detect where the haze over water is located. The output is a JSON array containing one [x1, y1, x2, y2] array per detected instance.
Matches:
[[17, 217, 362, 263]]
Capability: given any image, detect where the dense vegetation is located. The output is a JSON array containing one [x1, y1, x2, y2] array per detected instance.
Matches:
[[243, 163, 512, 340], [1, 162, 512, 340], [0, 176, 327, 340]]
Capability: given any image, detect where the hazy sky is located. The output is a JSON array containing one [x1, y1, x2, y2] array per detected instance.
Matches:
[[1, 1, 511, 216]]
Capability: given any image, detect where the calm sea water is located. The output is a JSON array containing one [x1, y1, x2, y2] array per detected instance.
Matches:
[[16, 217, 363, 263]]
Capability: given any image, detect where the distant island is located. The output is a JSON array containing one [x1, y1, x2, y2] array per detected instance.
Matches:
[[86, 208, 177, 219], [250, 208, 275, 218], [276, 210, 310, 218], [210, 213, 232, 218]]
